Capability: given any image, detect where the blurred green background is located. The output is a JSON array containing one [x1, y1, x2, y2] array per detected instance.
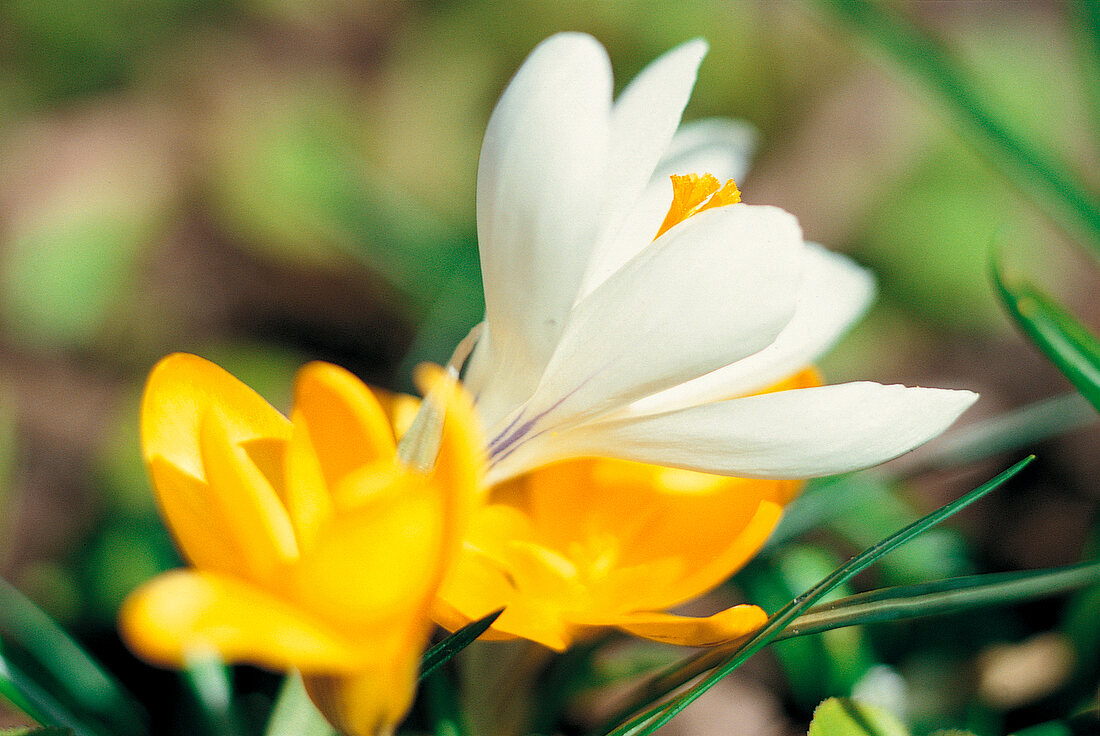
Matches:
[[0, 1, 1097, 734]]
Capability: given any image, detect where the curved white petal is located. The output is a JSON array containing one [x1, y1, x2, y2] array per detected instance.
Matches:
[[477, 32, 612, 392], [579, 39, 708, 298], [629, 244, 876, 414], [489, 205, 803, 454], [582, 119, 761, 297], [657, 118, 757, 184], [464, 327, 542, 434], [460, 324, 493, 393], [531, 382, 978, 480]]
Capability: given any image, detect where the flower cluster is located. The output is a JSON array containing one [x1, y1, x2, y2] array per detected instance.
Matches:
[[121, 356, 482, 736], [121, 33, 977, 736]]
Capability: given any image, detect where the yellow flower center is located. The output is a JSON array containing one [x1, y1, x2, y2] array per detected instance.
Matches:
[[654, 173, 741, 240]]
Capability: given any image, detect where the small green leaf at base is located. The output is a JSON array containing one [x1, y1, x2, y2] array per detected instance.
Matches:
[[993, 264, 1100, 412], [419, 609, 504, 682], [263, 673, 335, 736], [808, 698, 908, 736]]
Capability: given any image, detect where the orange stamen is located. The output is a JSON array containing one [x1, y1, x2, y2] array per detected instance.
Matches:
[[654, 173, 741, 240]]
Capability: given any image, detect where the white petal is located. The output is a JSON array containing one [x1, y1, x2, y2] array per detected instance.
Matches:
[[463, 326, 544, 433], [460, 323, 493, 395], [629, 244, 875, 414], [531, 382, 979, 480], [476, 32, 612, 391], [578, 40, 708, 298], [609, 39, 708, 216], [582, 118, 761, 297], [657, 118, 757, 184], [493, 205, 803, 451]]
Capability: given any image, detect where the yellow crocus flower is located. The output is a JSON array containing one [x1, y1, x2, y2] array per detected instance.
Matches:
[[119, 353, 483, 736], [434, 370, 814, 652]]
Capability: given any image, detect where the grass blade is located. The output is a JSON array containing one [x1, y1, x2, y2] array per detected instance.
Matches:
[[0, 578, 146, 736], [0, 648, 109, 736], [777, 559, 1100, 640], [183, 654, 241, 736], [419, 610, 503, 682], [808, 0, 1100, 254], [601, 457, 1033, 736], [1070, 0, 1100, 138], [993, 264, 1100, 412]]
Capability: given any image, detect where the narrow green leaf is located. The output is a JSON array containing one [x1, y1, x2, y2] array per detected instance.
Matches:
[[0, 578, 147, 735], [601, 457, 1033, 736], [773, 475, 971, 586], [1070, 0, 1100, 138], [807, 698, 909, 736], [0, 728, 74, 736], [993, 265, 1100, 412], [808, 0, 1100, 254], [0, 649, 110, 736], [263, 673, 335, 736], [0, 653, 53, 727], [741, 548, 872, 706], [184, 654, 241, 736], [777, 560, 1100, 640], [419, 609, 503, 682]]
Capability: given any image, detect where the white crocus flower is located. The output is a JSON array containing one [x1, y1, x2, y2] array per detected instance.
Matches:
[[462, 33, 977, 486]]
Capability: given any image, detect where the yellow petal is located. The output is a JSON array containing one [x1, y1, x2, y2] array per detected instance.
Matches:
[[486, 601, 581, 652], [283, 362, 397, 548], [292, 362, 396, 487], [120, 570, 368, 672], [373, 389, 422, 441], [199, 406, 299, 580], [294, 482, 445, 628], [146, 457, 248, 575], [650, 496, 783, 609], [414, 364, 487, 548], [141, 353, 290, 480], [431, 556, 519, 643], [141, 353, 297, 581], [434, 507, 585, 651], [613, 604, 767, 647], [283, 414, 335, 550], [304, 655, 419, 736], [524, 458, 787, 611]]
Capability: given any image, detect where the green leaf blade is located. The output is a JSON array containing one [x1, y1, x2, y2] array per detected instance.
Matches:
[[809, 0, 1100, 255], [419, 609, 503, 683], [993, 266, 1100, 412], [602, 457, 1033, 736], [263, 673, 335, 736], [808, 698, 909, 736], [778, 560, 1100, 641], [0, 579, 147, 736]]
